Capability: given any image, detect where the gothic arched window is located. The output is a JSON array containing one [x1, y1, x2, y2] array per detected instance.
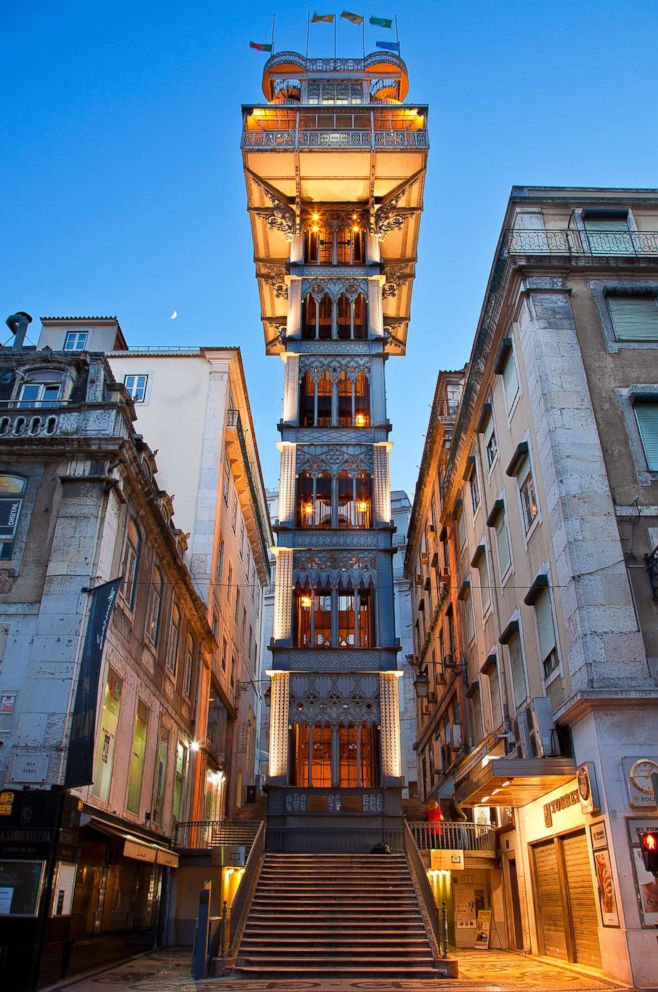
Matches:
[[316, 372, 332, 426], [297, 471, 332, 528], [355, 371, 370, 426], [353, 294, 367, 339], [300, 371, 315, 426]]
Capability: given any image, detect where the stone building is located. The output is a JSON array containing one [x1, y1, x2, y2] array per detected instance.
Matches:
[[243, 51, 428, 841], [37, 320, 273, 820], [391, 489, 417, 797], [0, 326, 213, 988], [407, 188, 658, 987]]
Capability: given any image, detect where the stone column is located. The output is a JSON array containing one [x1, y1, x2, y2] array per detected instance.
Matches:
[[379, 672, 403, 783], [287, 280, 302, 339], [277, 443, 297, 526], [272, 547, 294, 643], [268, 671, 289, 783], [373, 442, 392, 525], [281, 353, 300, 423], [368, 278, 384, 338]]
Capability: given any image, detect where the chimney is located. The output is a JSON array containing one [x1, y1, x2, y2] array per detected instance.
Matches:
[[6, 312, 33, 351]]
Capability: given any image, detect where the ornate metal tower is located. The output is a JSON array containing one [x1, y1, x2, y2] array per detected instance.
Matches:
[[242, 51, 428, 844]]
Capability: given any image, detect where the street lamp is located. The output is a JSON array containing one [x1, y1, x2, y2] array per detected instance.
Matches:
[[413, 669, 430, 698]]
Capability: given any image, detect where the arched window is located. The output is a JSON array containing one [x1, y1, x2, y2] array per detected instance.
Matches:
[[290, 724, 332, 787], [337, 371, 352, 425], [337, 471, 372, 529], [16, 369, 66, 408], [336, 295, 351, 340], [145, 565, 163, 645], [300, 372, 315, 426], [305, 223, 332, 264], [302, 295, 317, 339], [354, 372, 370, 426], [166, 603, 181, 676], [0, 474, 26, 561], [184, 634, 195, 698], [338, 586, 356, 647], [357, 587, 375, 647], [338, 583, 375, 648], [353, 294, 367, 339], [297, 471, 332, 528], [318, 296, 332, 340], [294, 585, 332, 647], [316, 372, 332, 426], [120, 518, 141, 608]]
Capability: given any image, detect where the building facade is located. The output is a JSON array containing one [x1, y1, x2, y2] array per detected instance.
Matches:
[[407, 189, 658, 987], [391, 489, 417, 797], [37, 321, 273, 821], [0, 331, 213, 989], [242, 51, 428, 839]]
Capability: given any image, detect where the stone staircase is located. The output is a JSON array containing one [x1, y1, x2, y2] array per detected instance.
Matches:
[[232, 852, 441, 979]]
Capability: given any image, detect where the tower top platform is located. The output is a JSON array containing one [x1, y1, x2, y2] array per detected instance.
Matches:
[[260, 51, 410, 104]]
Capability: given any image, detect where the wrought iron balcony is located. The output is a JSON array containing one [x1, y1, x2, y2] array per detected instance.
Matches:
[[505, 227, 658, 257], [242, 106, 428, 151]]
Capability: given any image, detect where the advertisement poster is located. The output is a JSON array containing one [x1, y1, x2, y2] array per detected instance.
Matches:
[[474, 909, 492, 949], [593, 848, 620, 927]]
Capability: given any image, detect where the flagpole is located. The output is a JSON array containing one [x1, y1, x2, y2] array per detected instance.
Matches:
[[334, 15, 337, 58], [306, 12, 310, 57], [395, 14, 400, 55], [362, 17, 365, 57], [272, 14, 276, 54]]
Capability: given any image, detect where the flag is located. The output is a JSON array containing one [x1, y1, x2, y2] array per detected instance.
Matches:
[[341, 10, 363, 24], [312, 12, 335, 22], [250, 41, 273, 51], [370, 15, 393, 28], [376, 40, 400, 52]]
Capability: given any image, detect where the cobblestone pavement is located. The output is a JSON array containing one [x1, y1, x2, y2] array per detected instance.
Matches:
[[46, 947, 643, 992]]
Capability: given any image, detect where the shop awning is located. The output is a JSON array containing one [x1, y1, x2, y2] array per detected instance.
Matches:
[[454, 756, 577, 808], [87, 817, 179, 868]]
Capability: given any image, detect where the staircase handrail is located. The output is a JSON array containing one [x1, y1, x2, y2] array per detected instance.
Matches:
[[222, 818, 267, 969], [403, 819, 443, 965]]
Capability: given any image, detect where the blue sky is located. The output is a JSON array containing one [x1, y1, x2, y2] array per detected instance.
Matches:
[[2, 0, 658, 499]]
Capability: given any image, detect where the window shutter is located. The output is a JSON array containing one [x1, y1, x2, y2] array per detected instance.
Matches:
[[535, 589, 556, 661], [508, 636, 527, 708], [608, 297, 658, 341], [635, 402, 658, 471], [496, 514, 511, 576], [478, 555, 491, 613], [488, 668, 502, 727], [584, 215, 633, 255], [502, 351, 519, 408], [584, 216, 629, 233], [483, 413, 495, 448]]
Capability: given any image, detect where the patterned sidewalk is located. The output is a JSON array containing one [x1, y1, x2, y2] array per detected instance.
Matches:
[[46, 947, 634, 992]]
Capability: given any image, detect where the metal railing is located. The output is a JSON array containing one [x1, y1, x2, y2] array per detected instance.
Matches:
[[215, 819, 267, 971], [173, 819, 261, 850], [407, 820, 496, 853], [266, 825, 404, 853], [505, 227, 658, 257], [226, 409, 271, 576], [403, 820, 443, 963]]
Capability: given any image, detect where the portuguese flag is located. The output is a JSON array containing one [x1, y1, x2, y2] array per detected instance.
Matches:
[[250, 41, 273, 51]]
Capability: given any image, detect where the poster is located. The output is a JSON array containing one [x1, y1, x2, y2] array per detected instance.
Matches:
[[593, 848, 620, 927], [474, 909, 491, 949]]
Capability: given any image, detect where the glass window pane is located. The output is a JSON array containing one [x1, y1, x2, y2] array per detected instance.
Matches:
[[126, 700, 149, 813], [635, 402, 658, 470]]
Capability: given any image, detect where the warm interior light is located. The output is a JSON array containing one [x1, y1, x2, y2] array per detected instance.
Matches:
[[481, 795, 490, 803], [300, 596, 312, 609], [190, 740, 201, 752], [355, 413, 366, 427], [501, 779, 512, 787], [303, 501, 314, 515], [357, 501, 369, 513], [353, 225, 360, 233], [311, 225, 319, 233], [312, 212, 320, 222]]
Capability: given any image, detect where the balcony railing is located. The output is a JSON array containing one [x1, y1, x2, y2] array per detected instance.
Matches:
[[173, 819, 262, 850], [408, 820, 496, 853], [505, 227, 658, 257], [242, 107, 428, 151]]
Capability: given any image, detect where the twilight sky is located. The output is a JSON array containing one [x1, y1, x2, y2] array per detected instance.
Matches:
[[2, 0, 657, 501]]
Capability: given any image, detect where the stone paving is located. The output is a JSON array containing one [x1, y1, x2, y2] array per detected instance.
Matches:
[[45, 947, 641, 992]]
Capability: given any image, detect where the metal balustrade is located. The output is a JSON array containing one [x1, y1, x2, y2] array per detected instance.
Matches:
[[408, 820, 496, 853], [242, 106, 428, 151], [266, 825, 405, 853], [505, 227, 658, 257], [173, 819, 262, 850]]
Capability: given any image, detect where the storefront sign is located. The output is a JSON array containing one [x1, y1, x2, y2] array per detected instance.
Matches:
[[543, 788, 579, 828], [0, 693, 16, 715], [10, 752, 49, 783], [0, 791, 14, 816], [474, 909, 492, 949], [431, 849, 464, 871], [577, 762, 601, 816], [156, 849, 179, 868], [622, 757, 658, 809], [123, 839, 156, 863]]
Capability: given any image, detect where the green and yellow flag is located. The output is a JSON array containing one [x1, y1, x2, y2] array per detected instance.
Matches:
[[370, 15, 392, 28], [312, 12, 335, 22], [341, 11, 363, 24]]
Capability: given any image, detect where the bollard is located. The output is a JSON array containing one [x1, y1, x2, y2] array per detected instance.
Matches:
[[441, 900, 449, 959], [192, 884, 212, 979]]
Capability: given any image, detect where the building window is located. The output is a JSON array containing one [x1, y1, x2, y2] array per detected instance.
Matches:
[[92, 668, 122, 802], [339, 585, 375, 648], [231, 492, 237, 532], [221, 636, 228, 671], [489, 502, 511, 578], [216, 536, 224, 581], [487, 664, 503, 728], [151, 725, 170, 825], [173, 741, 188, 820], [227, 562, 233, 604], [166, 603, 180, 676], [17, 369, 65, 408], [534, 588, 559, 678], [469, 684, 484, 745], [239, 520, 245, 558], [294, 585, 331, 647], [64, 330, 88, 351], [634, 400, 658, 471], [456, 502, 466, 550], [119, 518, 140, 608], [145, 565, 163, 644], [124, 374, 149, 402], [501, 346, 519, 411], [183, 634, 195, 697], [223, 456, 230, 504], [470, 468, 480, 514], [126, 700, 150, 814], [0, 474, 26, 561], [518, 457, 539, 533], [235, 588, 241, 624], [294, 582, 377, 650], [483, 411, 498, 470], [475, 549, 491, 616], [607, 295, 658, 342], [337, 471, 372, 529], [507, 633, 527, 710], [583, 208, 632, 254], [461, 588, 475, 644]]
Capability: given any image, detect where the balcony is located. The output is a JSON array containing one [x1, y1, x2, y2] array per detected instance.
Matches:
[[505, 227, 658, 257], [242, 106, 428, 152], [408, 820, 496, 855]]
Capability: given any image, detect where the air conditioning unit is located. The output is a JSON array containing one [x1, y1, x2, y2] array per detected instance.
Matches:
[[524, 698, 558, 757]]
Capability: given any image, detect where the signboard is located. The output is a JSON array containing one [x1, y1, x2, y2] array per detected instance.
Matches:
[[10, 752, 49, 784], [123, 840, 156, 864], [577, 762, 601, 816], [0, 693, 16, 715], [622, 757, 658, 809], [474, 909, 492, 949], [0, 791, 14, 816], [431, 849, 465, 871], [0, 860, 46, 916], [156, 849, 179, 868]]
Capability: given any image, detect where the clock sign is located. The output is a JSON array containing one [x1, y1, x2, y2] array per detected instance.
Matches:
[[622, 757, 658, 808]]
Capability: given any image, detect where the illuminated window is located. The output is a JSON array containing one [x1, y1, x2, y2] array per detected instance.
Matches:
[[296, 471, 332, 528], [337, 471, 372, 529], [317, 372, 332, 425], [126, 700, 150, 814], [92, 668, 123, 802], [151, 725, 170, 825], [173, 741, 188, 820]]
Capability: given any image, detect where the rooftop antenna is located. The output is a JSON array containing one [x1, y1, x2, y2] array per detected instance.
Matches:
[[271, 14, 276, 54]]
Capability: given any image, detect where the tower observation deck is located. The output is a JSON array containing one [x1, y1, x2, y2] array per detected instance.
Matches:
[[243, 50, 428, 848]]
